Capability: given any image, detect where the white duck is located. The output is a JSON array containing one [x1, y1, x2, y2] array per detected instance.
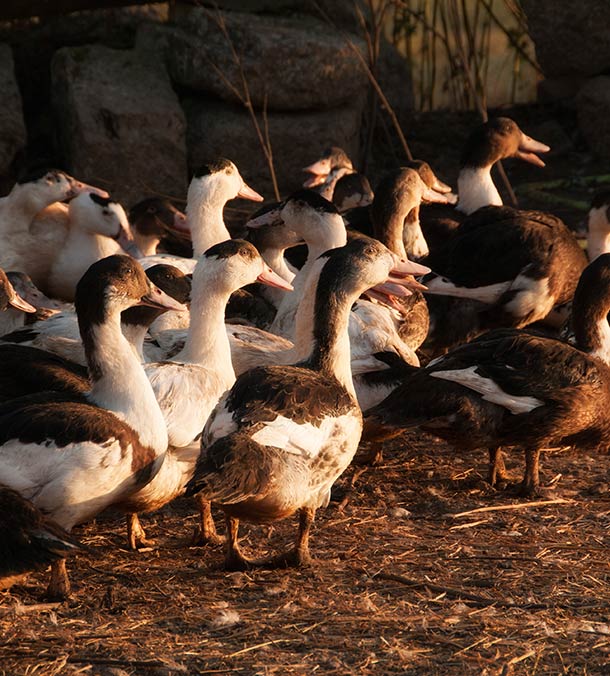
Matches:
[[0, 168, 107, 285], [0, 255, 185, 597], [121, 239, 292, 548], [47, 192, 141, 301]]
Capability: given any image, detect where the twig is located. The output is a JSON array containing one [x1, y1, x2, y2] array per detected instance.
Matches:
[[451, 498, 574, 518], [227, 639, 299, 658]]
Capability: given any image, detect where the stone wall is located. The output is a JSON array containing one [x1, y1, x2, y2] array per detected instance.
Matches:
[[0, 1, 414, 206], [521, 0, 610, 159]]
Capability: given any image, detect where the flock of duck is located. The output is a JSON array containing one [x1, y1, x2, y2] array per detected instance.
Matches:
[[1, 116, 609, 600]]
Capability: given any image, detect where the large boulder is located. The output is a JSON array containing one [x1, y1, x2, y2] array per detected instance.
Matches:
[[51, 44, 187, 206], [0, 44, 26, 175], [576, 77, 610, 159], [521, 0, 610, 78], [184, 96, 365, 198], [165, 7, 368, 111]]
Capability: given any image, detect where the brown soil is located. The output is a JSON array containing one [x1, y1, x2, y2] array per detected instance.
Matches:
[[1, 431, 608, 676]]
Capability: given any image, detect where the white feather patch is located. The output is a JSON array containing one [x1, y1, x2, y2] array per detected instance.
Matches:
[[430, 365, 544, 414], [250, 414, 349, 458], [424, 276, 510, 303]]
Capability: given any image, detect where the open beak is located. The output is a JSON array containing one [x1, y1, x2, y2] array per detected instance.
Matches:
[[515, 133, 550, 167], [237, 181, 264, 202], [246, 205, 284, 229], [140, 282, 189, 312], [363, 272, 428, 312], [9, 292, 36, 313], [302, 158, 331, 187], [257, 265, 294, 291], [67, 179, 110, 199]]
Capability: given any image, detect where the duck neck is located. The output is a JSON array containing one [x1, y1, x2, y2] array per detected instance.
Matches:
[[120, 306, 165, 362], [134, 233, 161, 257], [187, 190, 231, 257], [176, 284, 235, 379], [456, 165, 502, 215], [82, 310, 168, 451], [572, 294, 610, 365], [374, 211, 407, 259], [402, 206, 429, 260], [293, 257, 356, 400], [260, 245, 296, 284], [272, 217, 347, 338], [586, 207, 610, 262], [67, 228, 123, 262]]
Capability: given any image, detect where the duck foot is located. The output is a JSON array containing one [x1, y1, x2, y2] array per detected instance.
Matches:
[[353, 442, 384, 466], [44, 560, 70, 601], [224, 549, 259, 572], [126, 514, 156, 550], [191, 526, 225, 547], [264, 547, 313, 569], [516, 482, 555, 499]]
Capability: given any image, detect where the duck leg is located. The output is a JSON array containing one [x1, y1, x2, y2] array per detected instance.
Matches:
[[519, 448, 542, 497], [268, 506, 315, 568], [223, 515, 256, 571], [191, 496, 224, 546], [46, 560, 70, 600], [487, 446, 511, 487], [126, 513, 156, 550]]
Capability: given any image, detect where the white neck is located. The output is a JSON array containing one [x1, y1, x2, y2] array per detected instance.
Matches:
[[586, 206, 610, 262], [175, 283, 235, 381], [134, 233, 161, 257], [86, 313, 169, 452], [187, 188, 231, 257], [120, 321, 149, 362], [456, 166, 502, 215], [260, 245, 297, 308], [271, 214, 347, 338], [402, 220, 428, 259], [590, 318, 610, 365]]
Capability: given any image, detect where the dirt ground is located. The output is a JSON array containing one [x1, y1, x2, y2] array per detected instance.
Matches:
[[1, 431, 608, 676], [1, 105, 609, 675]]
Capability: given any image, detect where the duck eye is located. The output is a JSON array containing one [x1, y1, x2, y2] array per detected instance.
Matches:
[[102, 209, 109, 216]]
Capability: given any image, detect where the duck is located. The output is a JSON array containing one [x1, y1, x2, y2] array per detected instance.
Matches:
[[1, 168, 108, 286], [185, 236, 425, 570], [140, 158, 264, 274], [46, 191, 141, 302], [422, 204, 588, 351], [129, 197, 190, 257], [302, 146, 354, 188], [332, 172, 374, 213], [120, 240, 292, 549], [1, 264, 190, 365], [0, 255, 185, 597], [0, 485, 86, 590], [0, 268, 37, 336], [364, 253, 610, 497]]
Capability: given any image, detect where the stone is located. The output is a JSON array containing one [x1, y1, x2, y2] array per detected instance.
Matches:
[[576, 76, 610, 159], [165, 7, 368, 111], [376, 39, 415, 126], [0, 44, 26, 175], [51, 44, 187, 206], [521, 1, 610, 78], [184, 95, 365, 198]]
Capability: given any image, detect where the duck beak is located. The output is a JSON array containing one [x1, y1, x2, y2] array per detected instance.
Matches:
[[168, 210, 191, 238], [257, 264, 294, 291], [237, 181, 264, 202], [363, 272, 428, 311], [246, 205, 284, 229], [9, 291, 36, 313], [140, 282, 189, 312], [67, 179, 110, 199], [515, 133, 550, 167], [431, 177, 453, 194], [390, 257, 431, 278], [422, 186, 451, 204], [302, 158, 331, 187]]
